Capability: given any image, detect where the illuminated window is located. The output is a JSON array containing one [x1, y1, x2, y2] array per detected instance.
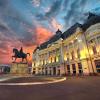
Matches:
[[51, 57, 52, 63], [67, 53, 69, 61], [52, 57, 54, 63], [54, 56, 56, 62], [69, 43, 73, 48], [64, 54, 67, 61], [77, 48, 80, 59], [34, 62, 35, 66], [92, 45, 97, 54], [97, 36, 100, 44], [67, 65, 70, 74], [43, 60, 45, 65], [71, 51, 75, 60], [58, 55, 61, 61]]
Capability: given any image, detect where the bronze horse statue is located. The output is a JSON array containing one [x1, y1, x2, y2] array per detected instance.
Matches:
[[12, 47, 30, 63]]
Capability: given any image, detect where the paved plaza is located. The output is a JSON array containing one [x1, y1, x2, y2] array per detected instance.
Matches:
[[0, 76, 100, 100]]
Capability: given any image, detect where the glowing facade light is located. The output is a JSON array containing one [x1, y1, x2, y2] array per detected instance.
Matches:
[[78, 39, 82, 42], [75, 37, 78, 40], [64, 54, 67, 61]]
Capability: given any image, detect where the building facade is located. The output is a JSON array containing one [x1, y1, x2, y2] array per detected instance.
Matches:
[[32, 13, 100, 76], [0, 65, 10, 74]]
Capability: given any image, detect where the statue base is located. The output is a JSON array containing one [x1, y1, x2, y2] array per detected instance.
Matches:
[[10, 63, 29, 75]]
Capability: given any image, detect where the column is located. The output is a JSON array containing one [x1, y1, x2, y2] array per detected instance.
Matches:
[[91, 60, 97, 73], [81, 59, 90, 75], [95, 37, 100, 54], [60, 43, 64, 63], [75, 63, 79, 75]]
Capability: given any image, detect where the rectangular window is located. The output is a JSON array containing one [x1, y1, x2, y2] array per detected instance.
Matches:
[[92, 46, 97, 54], [77, 48, 80, 59], [78, 63, 82, 69], [71, 51, 75, 60], [97, 36, 100, 44], [67, 65, 70, 70]]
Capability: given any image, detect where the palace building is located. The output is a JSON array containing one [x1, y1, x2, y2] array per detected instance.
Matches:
[[32, 13, 100, 76]]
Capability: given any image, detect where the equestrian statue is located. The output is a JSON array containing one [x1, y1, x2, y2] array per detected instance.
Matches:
[[12, 47, 30, 63]]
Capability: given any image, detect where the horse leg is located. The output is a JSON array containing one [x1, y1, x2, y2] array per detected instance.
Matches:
[[25, 58, 27, 63], [14, 57, 17, 62], [12, 56, 14, 60], [22, 58, 24, 62]]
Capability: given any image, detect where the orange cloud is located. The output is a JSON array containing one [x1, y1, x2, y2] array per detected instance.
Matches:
[[0, 48, 11, 64], [24, 45, 36, 63], [35, 27, 53, 44], [0, 27, 53, 65]]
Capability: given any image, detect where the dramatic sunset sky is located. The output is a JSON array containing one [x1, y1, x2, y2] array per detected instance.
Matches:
[[0, 0, 100, 64]]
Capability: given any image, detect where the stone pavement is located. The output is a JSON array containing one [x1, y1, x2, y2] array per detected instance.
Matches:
[[0, 74, 65, 83], [0, 74, 22, 82], [0, 76, 100, 100]]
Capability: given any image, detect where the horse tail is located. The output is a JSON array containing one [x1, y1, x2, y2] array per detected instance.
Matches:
[[27, 53, 30, 56]]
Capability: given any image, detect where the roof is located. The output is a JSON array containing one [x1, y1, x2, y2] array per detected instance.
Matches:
[[33, 13, 100, 52], [82, 13, 100, 31], [33, 29, 62, 52], [62, 23, 82, 40], [47, 29, 62, 44]]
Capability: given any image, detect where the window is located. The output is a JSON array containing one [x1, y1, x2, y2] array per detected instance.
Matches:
[[92, 45, 97, 54], [74, 39, 78, 46], [54, 56, 56, 62], [67, 53, 69, 61], [34, 62, 35, 66], [58, 55, 60, 62], [67, 65, 70, 74], [51, 57, 52, 63], [78, 63, 83, 74], [72, 64, 76, 70], [97, 36, 100, 44], [69, 43, 73, 48], [43, 60, 45, 65], [77, 48, 80, 59], [78, 63, 82, 69], [71, 51, 75, 60], [67, 65, 70, 70]]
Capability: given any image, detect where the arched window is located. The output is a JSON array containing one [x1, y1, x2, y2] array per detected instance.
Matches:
[[92, 45, 97, 54], [97, 36, 100, 44], [54, 56, 56, 62], [71, 51, 75, 60], [67, 53, 69, 61], [77, 48, 80, 59]]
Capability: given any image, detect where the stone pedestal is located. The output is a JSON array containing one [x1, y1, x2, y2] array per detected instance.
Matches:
[[10, 63, 28, 75]]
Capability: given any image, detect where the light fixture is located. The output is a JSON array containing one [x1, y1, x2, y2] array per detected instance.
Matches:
[[78, 39, 82, 42], [71, 40, 73, 43], [75, 37, 77, 40]]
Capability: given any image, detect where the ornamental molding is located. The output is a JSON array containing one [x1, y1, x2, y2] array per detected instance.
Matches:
[[85, 23, 100, 34]]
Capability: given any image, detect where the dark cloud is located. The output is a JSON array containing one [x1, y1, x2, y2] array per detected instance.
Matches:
[[35, 14, 46, 21], [45, 0, 62, 18], [92, 7, 100, 15], [0, 0, 9, 8], [0, 0, 36, 50], [0, 24, 8, 31], [0, 0, 100, 64], [63, 0, 88, 28]]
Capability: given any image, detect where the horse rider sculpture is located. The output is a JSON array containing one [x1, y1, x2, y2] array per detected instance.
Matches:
[[12, 47, 30, 63]]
